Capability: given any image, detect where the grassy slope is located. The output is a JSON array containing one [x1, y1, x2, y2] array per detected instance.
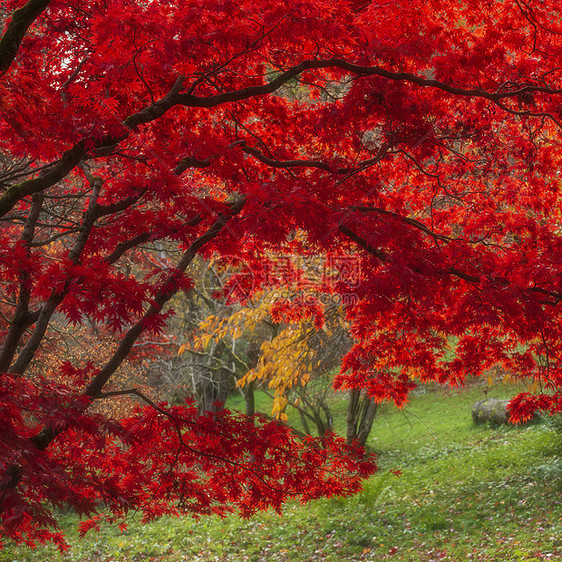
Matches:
[[2, 383, 561, 561]]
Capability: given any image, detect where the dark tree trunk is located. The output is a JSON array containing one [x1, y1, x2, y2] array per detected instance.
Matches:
[[346, 389, 377, 447], [243, 381, 255, 417]]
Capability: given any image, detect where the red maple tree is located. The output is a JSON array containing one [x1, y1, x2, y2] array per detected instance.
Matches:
[[1, 0, 561, 548]]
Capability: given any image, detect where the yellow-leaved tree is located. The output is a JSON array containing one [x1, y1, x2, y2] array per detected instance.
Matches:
[[179, 285, 378, 446]]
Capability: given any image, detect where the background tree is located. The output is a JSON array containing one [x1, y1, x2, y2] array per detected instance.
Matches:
[[1, 0, 562, 549], [152, 256, 265, 415]]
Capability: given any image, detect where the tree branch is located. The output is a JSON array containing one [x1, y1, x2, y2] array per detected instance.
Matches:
[[0, 141, 88, 219], [3, 55, 553, 220], [339, 222, 562, 300], [176, 57, 562, 109], [0, 77, 185, 219], [83, 197, 246, 401], [0, 191, 44, 371], [26, 198, 245, 454], [10, 173, 103, 375], [0, 0, 51, 73]]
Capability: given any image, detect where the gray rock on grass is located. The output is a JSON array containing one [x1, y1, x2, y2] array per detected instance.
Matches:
[[471, 399, 511, 425]]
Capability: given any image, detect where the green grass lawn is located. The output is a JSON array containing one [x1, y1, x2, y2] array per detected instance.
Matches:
[[2, 382, 561, 561]]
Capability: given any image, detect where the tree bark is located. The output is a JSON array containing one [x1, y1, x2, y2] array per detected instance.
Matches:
[[0, 0, 52, 73], [346, 389, 377, 447]]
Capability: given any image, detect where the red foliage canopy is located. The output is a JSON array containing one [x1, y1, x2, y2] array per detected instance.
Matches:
[[1, 0, 561, 548]]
